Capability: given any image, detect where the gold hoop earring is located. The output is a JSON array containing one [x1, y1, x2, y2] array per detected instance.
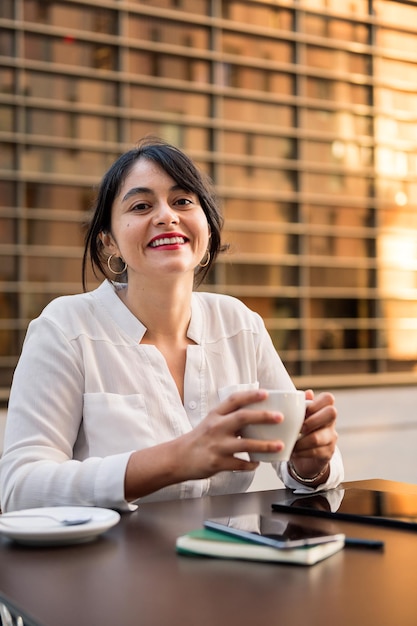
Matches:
[[107, 254, 127, 275], [199, 250, 210, 268]]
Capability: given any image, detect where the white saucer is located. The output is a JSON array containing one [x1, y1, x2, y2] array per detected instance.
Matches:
[[0, 506, 121, 546]]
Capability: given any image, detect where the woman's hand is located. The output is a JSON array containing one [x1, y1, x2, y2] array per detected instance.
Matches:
[[288, 390, 338, 486], [177, 389, 286, 479], [125, 389, 287, 500]]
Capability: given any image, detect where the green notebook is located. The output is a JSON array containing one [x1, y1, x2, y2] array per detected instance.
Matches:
[[176, 528, 345, 566]]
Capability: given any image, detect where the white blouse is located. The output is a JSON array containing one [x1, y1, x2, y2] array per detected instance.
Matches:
[[0, 280, 344, 512]]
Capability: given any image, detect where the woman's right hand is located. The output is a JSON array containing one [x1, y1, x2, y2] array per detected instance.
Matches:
[[175, 388, 285, 479], [124, 389, 284, 500]]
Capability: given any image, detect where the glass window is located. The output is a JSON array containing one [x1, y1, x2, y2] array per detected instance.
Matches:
[[303, 14, 370, 42], [129, 121, 210, 151], [303, 204, 374, 229], [377, 28, 417, 54], [0, 332, 20, 365], [128, 50, 209, 82], [374, 0, 417, 27], [302, 109, 373, 136], [77, 114, 118, 142], [27, 219, 84, 247], [224, 199, 298, 223], [269, 328, 300, 373], [0, 143, 14, 169], [3, 0, 417, 391], [25, 109, 70, 138], [0, 29, 14, 56], [305, 77, 372, 106], [305, 77, 334, 100], [24, 110, 118, 142], [383, 300, 417, 360], [301, 0, 370, 17], [375, 58, 417, 86], [128, 86, 210, 117], [24, 34, 118, 70], [305, 46, 371, 75], [307, 234, 372, 258], [223, 263, 299, 287], [379, 208, 417, 230], [128, 15, 209, 49], [0, 0, 14, 18], [26, 256, 81, 282], [309, 265, 372, 288], [24, 183, 93, 212], [220, 164, 297, 192], [304, 173, 372, 197], [77, 79, 119, 106], [224, 229, 298, 256], [375, 145, 416, 177], [21, 147, 118, 176], [0, 254, 17, 281], [221, 1, 294, 29], [0, 217, 16, 245], [23, 71, 119, 106], [375, 88, 417, 114], [310, 359, 375, 375], [220, 64, 294, 93], [131, 0, 209, 14], [0, 105, 13, 132], [220, 132, 296, 160], [0, 68, 14, 94], [222, 99, 295, 126], [0, 182, 15, 207], [302, 140, 373, 168], [0, 292, 17, 325], [23, 0, 117, 33], [221, 32, 294, 64], [308, 321, 376, 355], [304, 45, 335, 70]]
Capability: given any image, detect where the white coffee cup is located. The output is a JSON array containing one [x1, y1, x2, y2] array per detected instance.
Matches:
[[242, 390, 308, 462]]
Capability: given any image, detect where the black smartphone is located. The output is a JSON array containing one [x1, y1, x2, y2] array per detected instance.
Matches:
[[204, 514, 345, 549]]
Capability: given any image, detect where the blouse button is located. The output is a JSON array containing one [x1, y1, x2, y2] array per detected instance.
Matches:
[[188, 401, 197, 409]]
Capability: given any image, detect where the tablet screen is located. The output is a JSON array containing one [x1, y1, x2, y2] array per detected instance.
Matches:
[[272, 488, 417, 529]]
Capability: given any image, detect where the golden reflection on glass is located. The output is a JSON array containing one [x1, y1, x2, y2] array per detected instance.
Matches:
[[373, 11, 417, 364], [377, 216, 417, 360], [3, 0, 417, 386]]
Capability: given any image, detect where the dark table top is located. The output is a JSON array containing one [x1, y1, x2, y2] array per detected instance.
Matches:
[[1, 479, 417, 626]]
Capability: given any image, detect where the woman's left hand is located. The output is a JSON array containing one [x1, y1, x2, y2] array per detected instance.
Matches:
[[288, 390, 338, 486]]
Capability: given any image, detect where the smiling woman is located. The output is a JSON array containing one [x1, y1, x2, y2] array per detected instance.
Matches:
[[0, 137, 343, 513]]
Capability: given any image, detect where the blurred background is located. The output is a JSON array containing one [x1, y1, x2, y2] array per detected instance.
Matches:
[[1, 0, 416, 482]]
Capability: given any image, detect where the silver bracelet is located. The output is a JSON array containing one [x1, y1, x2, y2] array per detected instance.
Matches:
[[288, 460, 329, 484]]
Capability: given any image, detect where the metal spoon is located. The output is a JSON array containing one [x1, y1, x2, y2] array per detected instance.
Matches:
[[0, 514, 92, 526]]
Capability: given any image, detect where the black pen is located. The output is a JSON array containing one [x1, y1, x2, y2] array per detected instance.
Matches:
[[344, 537, 384, 550]]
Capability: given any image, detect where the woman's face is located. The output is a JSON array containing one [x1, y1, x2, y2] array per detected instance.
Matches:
[[101, 157, 210, 283]]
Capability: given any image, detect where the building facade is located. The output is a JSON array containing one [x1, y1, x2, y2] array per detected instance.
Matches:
[[1, 0, 417, 401]]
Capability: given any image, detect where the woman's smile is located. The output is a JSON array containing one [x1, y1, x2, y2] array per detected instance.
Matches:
[[148, 233, 189, 249]]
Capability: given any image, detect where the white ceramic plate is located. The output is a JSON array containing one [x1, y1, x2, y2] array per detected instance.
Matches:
[[0, 506, 121, 546]]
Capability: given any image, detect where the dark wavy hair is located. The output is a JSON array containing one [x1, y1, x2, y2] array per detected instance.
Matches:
[[82, 136, 227, 290]]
